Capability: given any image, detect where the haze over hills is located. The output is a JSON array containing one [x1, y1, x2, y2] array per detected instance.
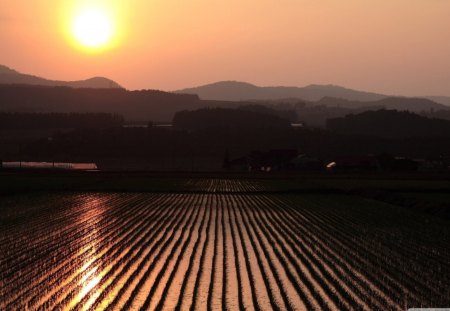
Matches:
[[316, 96, 447, 112], [176, 81, 387, 102], [176, 81, 450, 106], [288, 96, 450, 128], [0, 85, 449, 125], [427, 96, 450, 106], [2, 64, 450, 107], [0, 65, 122, 89], [1, 65, 450, 124]]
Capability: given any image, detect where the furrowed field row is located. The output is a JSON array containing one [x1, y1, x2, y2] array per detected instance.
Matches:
[[5, 194, 161, 307], [3, 194, 172, 308], [1, 182, 449, 310], [273, 195, 449, 307], [42, 194, 179, 310]]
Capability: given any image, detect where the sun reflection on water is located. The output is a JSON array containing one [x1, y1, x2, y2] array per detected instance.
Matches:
[[65, 195, 106, 311], [80, 269, 101, 298]]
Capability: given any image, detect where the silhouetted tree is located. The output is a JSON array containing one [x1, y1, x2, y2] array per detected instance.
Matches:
[[173, 108, 291, 131], [0, 112, 124, 129], [327, 109, 450, 138]]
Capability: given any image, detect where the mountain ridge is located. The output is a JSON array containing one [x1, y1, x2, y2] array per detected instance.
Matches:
[[176, 81, 387, 102], [176, 80, 450, 106], [0, 65, 122, 89]]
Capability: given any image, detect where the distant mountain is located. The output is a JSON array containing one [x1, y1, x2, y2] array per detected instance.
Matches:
[[427, 96, 450, 106], [176, 81, 387, 102], [176, 81, 450, 106], [0, 65, 122, 89], [0, 84, 212, 122]]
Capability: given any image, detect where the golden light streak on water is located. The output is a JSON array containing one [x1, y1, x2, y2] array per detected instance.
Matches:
[[64, 196, 105, 311], [65, 253, 100, 310], [81, 271, 101, 299]]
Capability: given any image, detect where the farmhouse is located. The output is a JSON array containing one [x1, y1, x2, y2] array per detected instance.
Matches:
[[326, 155, 380, 172], [226, 149, 299, 172]]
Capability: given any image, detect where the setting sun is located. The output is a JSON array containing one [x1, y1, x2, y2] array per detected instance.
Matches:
[[71, 7, 115, 51]]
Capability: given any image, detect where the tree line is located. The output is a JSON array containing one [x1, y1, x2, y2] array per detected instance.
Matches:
[[0, 112, 124, 129], [173, 108, 291, 131]]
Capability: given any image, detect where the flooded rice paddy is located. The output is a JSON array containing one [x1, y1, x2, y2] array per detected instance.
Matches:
[[1, 180, 450, 310]]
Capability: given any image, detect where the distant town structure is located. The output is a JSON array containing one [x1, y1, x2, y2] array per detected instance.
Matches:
[[225, 150, 322, 172]]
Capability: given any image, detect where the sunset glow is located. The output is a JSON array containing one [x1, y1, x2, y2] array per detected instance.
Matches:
[[1, 1, 450, 94], [64, 2, 121, 53], [1, 1, 450, 310], [72, 9, 114, 49]]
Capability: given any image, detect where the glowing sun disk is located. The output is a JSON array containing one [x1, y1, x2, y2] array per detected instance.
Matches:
[[72, 8, 114, 49]]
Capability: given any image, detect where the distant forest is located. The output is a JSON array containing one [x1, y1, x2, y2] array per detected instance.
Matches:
[[4, 109, 448, 166], [173, 108, 291, 130], [15, 124, 450, 167], [0, 112, 124, 129], [0, 85, 201, 122], [2, 96, 450, 171], [327, 110, 450, 138], [3, 85, 450, 127], [237, 104, 298, 122]]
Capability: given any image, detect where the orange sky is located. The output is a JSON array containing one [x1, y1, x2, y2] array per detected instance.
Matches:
[[1, 0, 450, 95]]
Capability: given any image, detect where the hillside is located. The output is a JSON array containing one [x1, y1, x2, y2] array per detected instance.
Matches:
[[176, 80, 450, 106], [0, 65, 122, 89], [176, 81, 387, 102], [266, 96, 450, 128], [0, 85, 202, 122], [327, 109, 450, 138], [316, 96, 447, 112], [427, 96, 450, 106], [173, 107, 291, 130]]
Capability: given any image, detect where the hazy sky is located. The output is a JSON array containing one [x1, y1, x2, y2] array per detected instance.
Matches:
[[1, 0, 450, 95]]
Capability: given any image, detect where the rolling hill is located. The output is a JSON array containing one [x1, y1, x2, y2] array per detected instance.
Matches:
[[316, 96, 447, 111], [176, 81, 387, 102], [327, 109, 450, 138], [0, 84, 203, 122], [0, 65, 122, 89], [176, 81, 450, 106]]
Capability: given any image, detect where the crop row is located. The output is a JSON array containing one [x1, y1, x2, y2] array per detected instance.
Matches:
[[1, 188, 449, 310]]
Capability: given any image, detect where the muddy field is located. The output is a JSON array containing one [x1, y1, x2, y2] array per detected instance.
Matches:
[[1, 180, 450, 310]]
